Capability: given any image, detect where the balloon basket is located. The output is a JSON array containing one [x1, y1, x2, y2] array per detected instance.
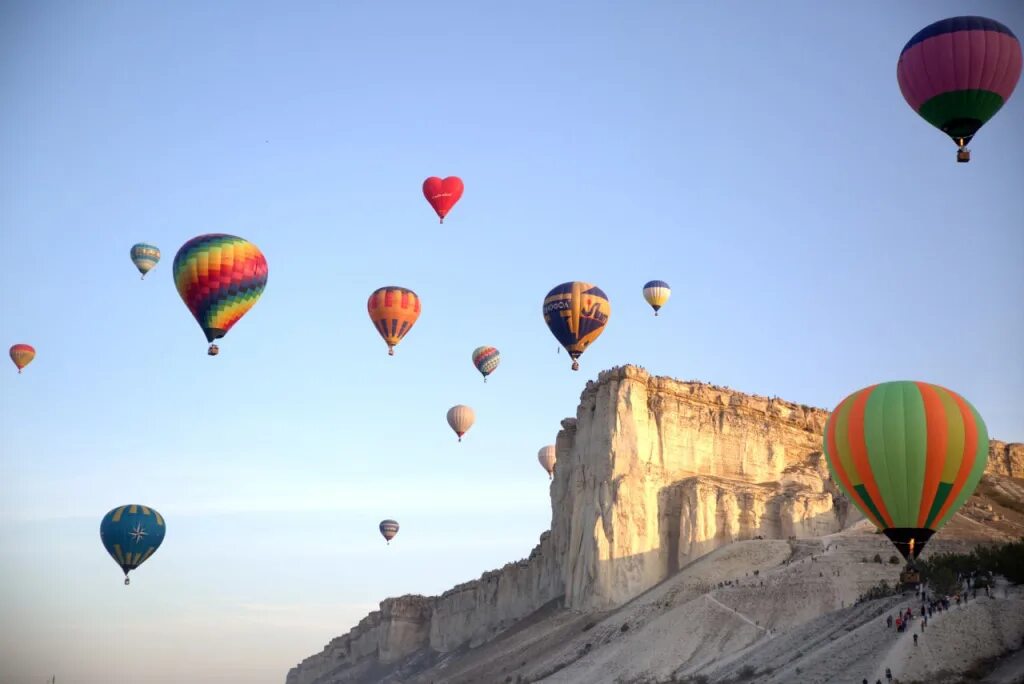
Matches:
[[957, 149, 970, 163], [124, 577, 130, 586], [571, 360, 579, 371], [388, 347, 395, 356]]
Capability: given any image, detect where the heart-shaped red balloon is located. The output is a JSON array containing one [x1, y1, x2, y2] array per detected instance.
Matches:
[[422, 176, 464, 223]]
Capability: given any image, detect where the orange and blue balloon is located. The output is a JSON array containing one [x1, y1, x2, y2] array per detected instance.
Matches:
[[471, 346, 500, 382], [897, 16, 1022, 162], [172, 234, 268, 354], [9, 344, 35, 374], [543, 281, 611, 371], [130, 243, 161, 279], [367, 286, 421, 356], [100, 504, 166, 585]]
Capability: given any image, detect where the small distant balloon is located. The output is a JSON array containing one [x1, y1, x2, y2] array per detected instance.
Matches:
[[447, 404, 475, 442], [471, 346, 500, 382], [367, 286, 421, 356], [9, 344, 35, 374], [100, 504, 166, 585], [130, 243, 161, 279], [379, 519, 399, 545], [542, 281, 611, 371], [422, 176, 464, 223], [538, 445, 556, 480], [642, 280, 671, 316]]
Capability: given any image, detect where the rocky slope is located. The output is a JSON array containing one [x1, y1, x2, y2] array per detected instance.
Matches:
[[286, 366, 1023, 684]]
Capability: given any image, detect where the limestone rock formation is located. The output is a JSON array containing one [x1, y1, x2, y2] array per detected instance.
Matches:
[[286, 365, 1022, 684]]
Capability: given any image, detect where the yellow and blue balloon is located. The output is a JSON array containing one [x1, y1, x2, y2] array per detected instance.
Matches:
[[100, 504, 166, 585], [642, 280, 670, 316], [543, 281, 611, 371]]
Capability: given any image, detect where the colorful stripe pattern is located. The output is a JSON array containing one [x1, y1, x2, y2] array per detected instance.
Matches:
[[172, 234, 268, 344], [130, 243, 161, 278], [379, 519, 400, 543], [100, 504, 166, 577], [642, 280, 671, 315], [542, 281, 611, 370], [823, 381, 988, 559], [897, 16, 1022, 144], [9, 343, 35, 373], [367, 286, 421, 355], [471, 346, 501, 381]]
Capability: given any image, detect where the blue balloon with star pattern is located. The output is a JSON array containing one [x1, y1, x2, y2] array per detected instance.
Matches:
[[100, 504, 166, 584]]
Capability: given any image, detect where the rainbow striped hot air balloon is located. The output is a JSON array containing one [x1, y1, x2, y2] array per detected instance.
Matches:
[[542, 282, 611, 371], [9, 344, 35, 374], [172, 234, 268, 356], [130, 243, 161, 279], [367, 286, 421, 356], [897, 16, 1022, 162], [471, 346, 500, 382], [823, 381, 989, 562]]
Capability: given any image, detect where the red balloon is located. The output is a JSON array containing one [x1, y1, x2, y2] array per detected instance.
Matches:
[[422, 176, 464, 223]]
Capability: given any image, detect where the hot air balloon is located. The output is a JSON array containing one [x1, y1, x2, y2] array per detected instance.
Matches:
[[172, 234, 268, 356], [538, 445, 556, 480], [379, 519, 399, 545], [9, 344, 35, 374], [542, 282, 611, 371], [447, 404, 475, 442], [367, 286, 421, 356], [100, 504, 166, 585], [471, 346, 500, 382], [642, 280, 671, 316], [130, 243, 161, 279], [897, 16, 1022, 162], [422, 176, 463, 223], [823, 381, 989, 562]]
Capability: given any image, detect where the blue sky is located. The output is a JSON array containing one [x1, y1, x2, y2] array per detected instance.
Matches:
[[1, 1, 1022, 682]]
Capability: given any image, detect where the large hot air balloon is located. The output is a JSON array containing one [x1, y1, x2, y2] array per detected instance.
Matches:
[[100, 504, 166, 585], [471, 346, 500, 382], [542, 282, 611, 371], [538, 445, 556, 480], [130, 243, 161, 279], [9, 344, 35, 374], [823, 381, 989, 562], [446, 404, 475, 442], [367, 286, 421, 356], [897, 16, 1022, 162], [422, 176, 463, 223], [379, 519, 399, 545], [172, 234, 268, 356], [642, 280, 671, 316]]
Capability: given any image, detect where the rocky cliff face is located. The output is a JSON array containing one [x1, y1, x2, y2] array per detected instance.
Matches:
[[287, 366, 1022, 684]]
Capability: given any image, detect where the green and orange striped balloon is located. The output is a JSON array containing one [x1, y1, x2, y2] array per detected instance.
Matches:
[[823, 381, 988, 561]]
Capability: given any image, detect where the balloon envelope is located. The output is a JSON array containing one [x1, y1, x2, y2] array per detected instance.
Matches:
[[471, 346, 500, 381], [172, 234, 268, 347], [367, 286, 421, 355], [422, 176, 464, 223], [897, 16, 1022, 151], [130, 243, 161, 278], [542, 281, 611, 370], [538, 445, 556, 478], [379, 519, 399, 543], [9, 344, 35, 373], [642, 280, 671, 315], [823, 381, 988, 561], [446, 404, 475, 441], [100, 504, 166, 581]]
